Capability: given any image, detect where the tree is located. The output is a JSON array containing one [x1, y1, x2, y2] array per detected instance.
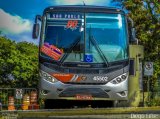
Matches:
[[0, 36, 38, 88], [124, 0, 160, 99], [0, 36, 17, 87], [13, 41, 39, 88]]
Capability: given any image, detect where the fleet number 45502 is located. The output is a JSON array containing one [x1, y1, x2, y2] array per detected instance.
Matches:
[[93, 76, 108, 82]]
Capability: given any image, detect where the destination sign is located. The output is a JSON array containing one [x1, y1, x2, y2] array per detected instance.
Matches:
[[49, 13, 83, 19]]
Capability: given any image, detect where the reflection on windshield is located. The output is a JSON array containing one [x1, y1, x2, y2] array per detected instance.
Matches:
[[41, 12, 83, 62], [86, 13, 128, 63], [41, 12, 128, 65]]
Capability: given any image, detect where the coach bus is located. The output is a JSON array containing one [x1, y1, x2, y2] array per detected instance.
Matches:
[[32, 5, 144, 108]]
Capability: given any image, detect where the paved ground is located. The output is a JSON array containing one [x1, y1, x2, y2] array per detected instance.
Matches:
[[21, 114, 160, 119], [23, 115, 131, 119], [1, 107, 160, 119]]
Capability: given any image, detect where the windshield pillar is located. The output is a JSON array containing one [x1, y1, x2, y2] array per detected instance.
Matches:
[[83, 13, 86, 58]]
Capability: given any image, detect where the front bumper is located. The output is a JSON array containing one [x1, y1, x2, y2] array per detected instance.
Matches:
[[39, 77, 128, 101]]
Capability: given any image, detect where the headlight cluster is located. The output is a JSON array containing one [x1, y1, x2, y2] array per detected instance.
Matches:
[[110, 73, 128, 84], [40, 71, 57, 83]]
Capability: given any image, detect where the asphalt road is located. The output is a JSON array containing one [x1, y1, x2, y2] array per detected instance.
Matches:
[[1, 107, 160, 119], [22, 115, 131, 119], [21, 114, 160, 119]]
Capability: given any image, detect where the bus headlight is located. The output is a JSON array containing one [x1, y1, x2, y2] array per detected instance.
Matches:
[[110, 73, 128, 84], [40, 71, 57, 83]]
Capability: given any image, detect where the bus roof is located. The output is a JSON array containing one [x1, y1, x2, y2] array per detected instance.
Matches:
[[43, 5, 125, 15]]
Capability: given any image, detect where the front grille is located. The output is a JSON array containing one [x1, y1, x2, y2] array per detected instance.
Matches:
[[59, 88, 109, 98]]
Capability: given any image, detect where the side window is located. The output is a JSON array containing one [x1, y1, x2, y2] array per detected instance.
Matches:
[[129, 59, 135, 76]]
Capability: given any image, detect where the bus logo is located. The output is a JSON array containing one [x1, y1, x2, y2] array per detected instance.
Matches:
[[65, 20, 78, 31]]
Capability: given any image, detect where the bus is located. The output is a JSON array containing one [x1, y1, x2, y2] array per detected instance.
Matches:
[[32, 5, 144, 108]]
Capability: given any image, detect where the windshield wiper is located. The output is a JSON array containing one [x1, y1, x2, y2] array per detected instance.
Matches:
[[59, 37, 81, 65], [89, 35, 109, 67]]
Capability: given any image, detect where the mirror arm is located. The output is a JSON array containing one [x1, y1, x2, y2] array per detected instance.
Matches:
[[35, 15, 42, 23], [127, 17, 134, 28]]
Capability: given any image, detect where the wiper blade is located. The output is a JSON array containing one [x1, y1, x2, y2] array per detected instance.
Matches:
[[59, 38, 81, 65], [89, 35, 109, 67]]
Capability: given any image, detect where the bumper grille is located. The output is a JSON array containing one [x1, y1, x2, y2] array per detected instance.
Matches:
[[65, 82, 106, 85], [59, 88, 109, 98]]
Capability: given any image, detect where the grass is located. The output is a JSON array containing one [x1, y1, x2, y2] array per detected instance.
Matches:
[[16, 107, 160, 118]]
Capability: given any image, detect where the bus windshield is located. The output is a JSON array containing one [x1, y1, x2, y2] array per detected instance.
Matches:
[[40, 12, 128, 65]]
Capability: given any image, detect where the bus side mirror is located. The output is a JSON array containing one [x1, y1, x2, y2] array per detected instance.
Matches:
[[32, 15, 41, 39], [127, 17, 138, 43], [32, 23, 40, 39]]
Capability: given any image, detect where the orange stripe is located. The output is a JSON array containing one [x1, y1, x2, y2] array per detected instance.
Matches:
[[52, 74, 74, 83]]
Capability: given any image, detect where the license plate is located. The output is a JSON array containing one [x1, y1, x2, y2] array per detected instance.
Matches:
[[76, 94, 93, 100]]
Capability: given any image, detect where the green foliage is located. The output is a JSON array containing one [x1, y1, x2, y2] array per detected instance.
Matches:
[[146, 98, 160, 106], [0, 36, 38, 88], [124, 0, 160, 100]]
